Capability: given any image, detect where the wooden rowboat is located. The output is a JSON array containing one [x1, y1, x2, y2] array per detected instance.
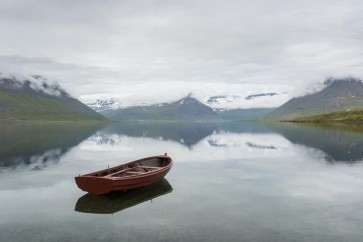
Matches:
[[75, 154, 173, 195]]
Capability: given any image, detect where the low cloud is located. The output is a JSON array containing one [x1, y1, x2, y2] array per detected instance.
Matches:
[[0, 1, 362, 107], [0, 73, 69, 97]]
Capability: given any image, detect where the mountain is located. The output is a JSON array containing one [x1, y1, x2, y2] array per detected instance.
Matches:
[[100, 95, 220, 121], [215, 108, 275, 121], [264, 77, 363, 121], [85, 99, 121, 112], [0, 73, 107, 121]]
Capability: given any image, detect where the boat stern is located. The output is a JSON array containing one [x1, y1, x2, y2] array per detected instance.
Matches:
[[75, 176, 113, 195]]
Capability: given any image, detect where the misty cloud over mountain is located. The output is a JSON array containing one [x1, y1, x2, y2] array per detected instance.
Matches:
[[0, 73, 69, 97]]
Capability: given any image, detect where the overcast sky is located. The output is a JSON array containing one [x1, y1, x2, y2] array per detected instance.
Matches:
[[0, 0, 363, 107]]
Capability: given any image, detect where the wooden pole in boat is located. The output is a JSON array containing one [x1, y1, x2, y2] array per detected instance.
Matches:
[[163, 153, 167, 166]]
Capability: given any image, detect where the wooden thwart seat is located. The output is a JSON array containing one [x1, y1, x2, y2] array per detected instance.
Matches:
[[105, 165, 162, 177], [125, 171, 145, 175], [137, 166, 162, 170], [105, 168, 131, 177]]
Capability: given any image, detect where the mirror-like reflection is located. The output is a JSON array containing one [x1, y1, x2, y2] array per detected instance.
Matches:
[[1, 121, 360, 167], [268, 123, 363, 163], [75, 178, 173, 214], [1, 121, 363, 241], [94, 121, 363, 163], [100, 122, 218, 148], [0, 122, 104, 170]]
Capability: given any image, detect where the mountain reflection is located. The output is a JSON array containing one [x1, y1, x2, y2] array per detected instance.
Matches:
[[0, 122, 103, 170], [268, 123, 363, 163], [96, 122, 363, 163], [75, 178, 173, 214], [97, 122, 274, 148], [2, 120, 361, 167], [99, 122, 219, 148]]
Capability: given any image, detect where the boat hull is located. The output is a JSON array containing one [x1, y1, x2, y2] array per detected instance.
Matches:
[[75, 155, 173, 195]]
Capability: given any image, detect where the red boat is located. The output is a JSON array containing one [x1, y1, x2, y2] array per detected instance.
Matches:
[[75, 154, 173, 195]]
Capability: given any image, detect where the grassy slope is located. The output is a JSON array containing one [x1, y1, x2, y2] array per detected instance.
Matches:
[[264, 80, 363, 121], [291, 109, 363, 123], [0, 90, 107, 121], [264, 97, 363, 121]]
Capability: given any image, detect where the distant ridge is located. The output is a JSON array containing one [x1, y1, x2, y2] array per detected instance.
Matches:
[[215, 108, 275, 121], [100, 95, 220, 121], [264, 77, 363, 120], [0, 73, 107, 121]]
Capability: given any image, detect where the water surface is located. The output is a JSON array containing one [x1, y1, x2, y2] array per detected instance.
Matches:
[[1, 121, 363, 242]]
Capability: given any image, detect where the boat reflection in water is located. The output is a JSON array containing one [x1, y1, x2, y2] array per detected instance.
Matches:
[[75, 178, 173, 214]]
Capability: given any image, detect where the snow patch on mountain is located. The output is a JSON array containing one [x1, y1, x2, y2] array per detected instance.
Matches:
[[206, 93, 289, 109], [245, 92, 278, 100], [85, 99, 122, 112], [207, 95, 241, 104]]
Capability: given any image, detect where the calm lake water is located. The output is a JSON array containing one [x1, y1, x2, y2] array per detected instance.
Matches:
[[1, 121, 363, 242]]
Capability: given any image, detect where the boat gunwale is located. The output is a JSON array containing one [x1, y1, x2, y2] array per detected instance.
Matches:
[[78, 155, 173, 180]]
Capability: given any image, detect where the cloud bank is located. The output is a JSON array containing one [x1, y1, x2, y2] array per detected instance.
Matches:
[[0, 0, 362, 107]]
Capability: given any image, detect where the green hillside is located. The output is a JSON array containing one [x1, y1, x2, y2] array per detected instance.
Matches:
[[264, 78, 363, 121], [0, 90, 107, 121], [292, 109, 363, 123], [266, 96, 363, 121]]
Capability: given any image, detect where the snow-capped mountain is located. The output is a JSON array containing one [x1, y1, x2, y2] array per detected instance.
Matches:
[[99, 95, 220, 121], [85, 99, 122, 112]]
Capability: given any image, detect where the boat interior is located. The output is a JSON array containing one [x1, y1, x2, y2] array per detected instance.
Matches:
[[91, 157, 171, 178]]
